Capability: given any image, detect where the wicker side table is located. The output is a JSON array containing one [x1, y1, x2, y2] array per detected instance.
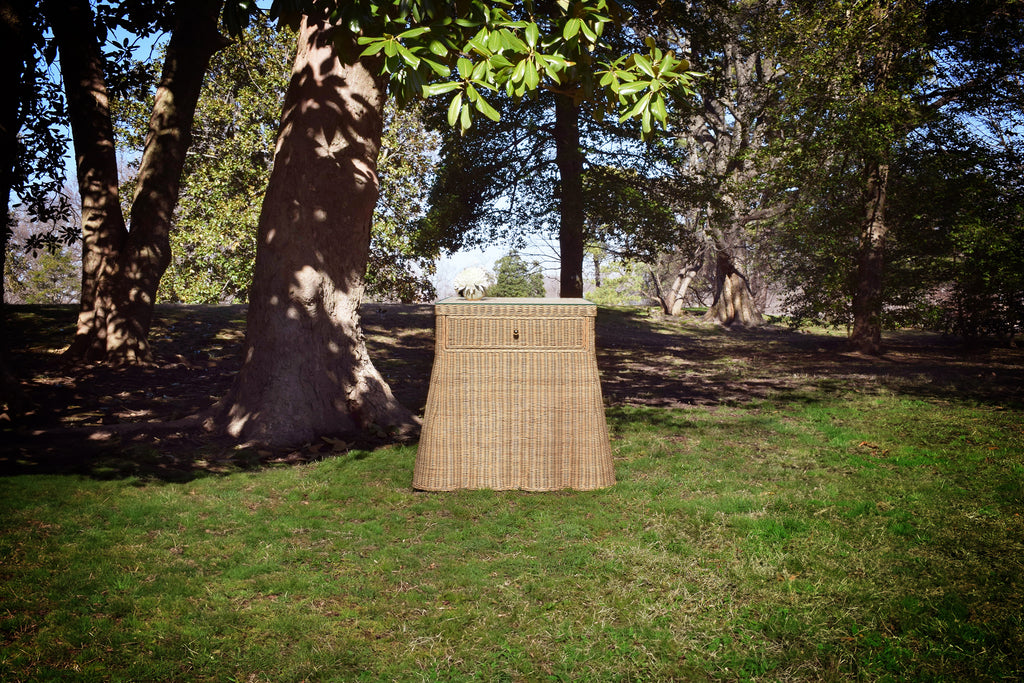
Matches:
[[413, 297, 615, 491]]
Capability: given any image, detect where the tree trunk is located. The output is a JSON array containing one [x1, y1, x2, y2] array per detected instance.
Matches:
[[104, 0, 227, 360], [47, 0, 129, 361], [1, 0, 34, 414], [2, 0, 34, 308], [205, 18, 417, 447], [55, 0, 226, 363], [704, 247, 763, 326], [666, 259, 702, 316], [554, 94, 585, 298], [850, 161, 889, 355]]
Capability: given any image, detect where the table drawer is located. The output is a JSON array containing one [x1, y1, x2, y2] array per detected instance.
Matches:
[[444, 316, 586, 349]]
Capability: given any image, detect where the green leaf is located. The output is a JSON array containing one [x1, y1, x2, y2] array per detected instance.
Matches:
[[447, 93, 463, 127], [422, 81, 461, 97], [487, 29, 503, 52], [457, 57, 473, 79], [472, 60, 489, 81], [460, 103, 472, 131], [498, 29, 527, 52], [615, 80, 650, 96], [396, 43, 420, 69], [487, 54, 513, 70], [421, 58, 451, 78], [652, 94, 668, 123], [580, 21, 597, 43], [511, 58, 527, 83], [429, 39, 448, 57], [563, 18, 582, 40], [633, 54, 656, 78], [525, 22, 540, 49], [474, 93, 500, 121], [359, 41, 387, 57], [524, 60, 539, 89], [399, 27, 430, 40]]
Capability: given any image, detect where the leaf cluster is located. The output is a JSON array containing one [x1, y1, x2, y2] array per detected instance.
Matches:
[[222, 0, 700, 137]]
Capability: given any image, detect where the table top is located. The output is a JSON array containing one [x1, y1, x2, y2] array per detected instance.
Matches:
[[435, 297, 593, 305]]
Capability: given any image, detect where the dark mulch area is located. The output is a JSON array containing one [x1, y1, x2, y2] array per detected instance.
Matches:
[[2, 303, 1021, 480]]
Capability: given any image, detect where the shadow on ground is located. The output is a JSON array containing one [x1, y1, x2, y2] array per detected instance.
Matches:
[[2, 303, 1021, 481]]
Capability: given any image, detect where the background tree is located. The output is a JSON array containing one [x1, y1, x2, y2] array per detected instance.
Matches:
[[654, 0, 786, 327], [487, 250, 545, 297], [48, 0, 228, 362], [422, 1, 697, 298], [764, 0, 1024, 353], [116, 21, 442, 305]]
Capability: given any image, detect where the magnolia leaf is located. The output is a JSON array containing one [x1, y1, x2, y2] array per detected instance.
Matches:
[[564, 18, 582, 40], [580, 21, 597, 43], [652, 93, 668, 123], [447, 92, 463, 127], [429, 39, 448, 57], [524, 59, 539, 89], [511, 58, 527, 82], [396, 43, 420, 69], [525, 22, 540, 49], [634, 54, 656, 78], [488, 53, 513, 70], [422, 81, 461, 97], [616, 80, 650, 96], [399, 27, 431, 40], [359, 40, 387, 57], [422, 58, 451, 78], [475, 93, 500, 121]]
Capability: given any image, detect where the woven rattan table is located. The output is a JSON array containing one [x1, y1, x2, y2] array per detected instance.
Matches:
[[413, 297, 615, 491]]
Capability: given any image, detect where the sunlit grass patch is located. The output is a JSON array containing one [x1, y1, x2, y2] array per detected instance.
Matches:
[[2, 388, 1022, 680]]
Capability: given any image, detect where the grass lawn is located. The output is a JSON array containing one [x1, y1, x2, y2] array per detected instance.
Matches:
[[1, 305, 1022, 681]]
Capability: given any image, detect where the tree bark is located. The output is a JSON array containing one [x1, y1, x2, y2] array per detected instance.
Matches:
[[105, 0, 227, 360], [850, 161, 889, 355], [47, 0, 129, 361], [704, 247, 763, 326], [205, 18, 417, 447], [0, 0, 34, 414], [2, 0, 34, 308], [53, 0, 226, 363], [667, 262, 701, 316], [553, 94, 585, 298]]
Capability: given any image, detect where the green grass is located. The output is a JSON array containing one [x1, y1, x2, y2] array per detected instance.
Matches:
[[2, 388, 1022, 681]]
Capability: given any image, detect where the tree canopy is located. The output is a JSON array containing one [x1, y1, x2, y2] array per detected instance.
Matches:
[[487, 250, 545, 297]]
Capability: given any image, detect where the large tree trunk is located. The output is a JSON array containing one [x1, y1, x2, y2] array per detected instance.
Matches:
[[47, 0, 129, 361], [554, 94, 585, 298], [56, 0, 226, 363], [704, 246, 763, 326], [2, 0, 35, 307], [850, 161, 889, 355], [206, 18, 417, 447], [1, 0, 34, 414]]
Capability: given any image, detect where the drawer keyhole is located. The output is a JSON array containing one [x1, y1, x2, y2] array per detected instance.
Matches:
[[513, 329, 520, 340]]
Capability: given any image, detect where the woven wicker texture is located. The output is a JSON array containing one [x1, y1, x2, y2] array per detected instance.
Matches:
[[414, 298, 615, 491]]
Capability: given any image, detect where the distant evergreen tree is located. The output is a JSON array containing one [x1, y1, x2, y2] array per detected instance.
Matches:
[[487, 251, 545, 298]]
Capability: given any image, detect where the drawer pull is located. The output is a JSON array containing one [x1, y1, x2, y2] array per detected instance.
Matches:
[[513, 329, 519, 340]]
